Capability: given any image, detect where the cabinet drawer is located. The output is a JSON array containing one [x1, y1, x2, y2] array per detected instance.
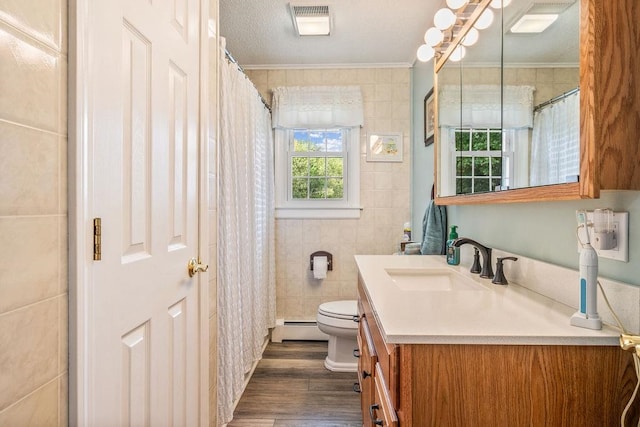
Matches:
[[358, 318, 377, 426], [370, 363, 398, 427], [358, 280, 399, 406]]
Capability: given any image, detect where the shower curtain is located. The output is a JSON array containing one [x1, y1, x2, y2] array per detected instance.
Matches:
[[217, 40, 276, 425], [530, 91, 580, 186]]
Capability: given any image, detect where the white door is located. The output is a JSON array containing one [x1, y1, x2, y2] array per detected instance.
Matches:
[[78, 0, 205, 425]]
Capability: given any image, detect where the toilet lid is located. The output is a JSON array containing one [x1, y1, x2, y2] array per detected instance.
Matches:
[[318, 300, 357, 319]]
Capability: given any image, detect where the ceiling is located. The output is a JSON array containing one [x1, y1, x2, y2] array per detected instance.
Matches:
[[218, 0, 579, 70], [219, 0, 444, 68]]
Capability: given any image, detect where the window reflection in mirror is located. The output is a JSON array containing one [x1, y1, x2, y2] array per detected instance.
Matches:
[[436, 0, 580, 197]]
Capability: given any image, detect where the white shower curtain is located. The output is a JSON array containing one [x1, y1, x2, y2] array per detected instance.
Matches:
[[530, 91, 580, 186], [217, 39, 276, 426]]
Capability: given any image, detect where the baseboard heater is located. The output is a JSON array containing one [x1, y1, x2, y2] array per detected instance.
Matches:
[[271, 319, 328, 342]]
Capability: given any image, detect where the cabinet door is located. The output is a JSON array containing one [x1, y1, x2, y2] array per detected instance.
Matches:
[[369, 363, 398, 427], [358, 316, 377, 426]]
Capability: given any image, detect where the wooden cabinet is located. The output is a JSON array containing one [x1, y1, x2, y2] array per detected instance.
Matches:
[[357, 279, 639, 426], [434, 0, 640, 205]]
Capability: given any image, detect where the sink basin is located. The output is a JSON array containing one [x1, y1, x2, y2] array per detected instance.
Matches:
[[384, 268, 487, 292]]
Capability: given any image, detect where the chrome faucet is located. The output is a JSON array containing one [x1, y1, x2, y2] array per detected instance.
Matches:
[[452, 238, 494, 279]]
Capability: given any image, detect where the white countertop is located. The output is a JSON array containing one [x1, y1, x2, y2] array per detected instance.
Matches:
[[355, 255, 622, 346]]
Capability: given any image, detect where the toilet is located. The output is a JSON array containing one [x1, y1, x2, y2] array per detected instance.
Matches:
[[316, 300, 359, 372]]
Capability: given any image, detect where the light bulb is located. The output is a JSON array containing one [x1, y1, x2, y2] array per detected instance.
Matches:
[[490, 0, 512, 8], [474, 8, 494, 30], [461, 27, 479, 46], [434, 8, 456, 30], [424, 27, 444, 47], [416, 44, 436, 62], [446, 0, 469, 10], [449, 45, 466, 62]]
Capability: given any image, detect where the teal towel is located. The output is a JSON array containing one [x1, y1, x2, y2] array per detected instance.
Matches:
[[420, 200, 447, 255]]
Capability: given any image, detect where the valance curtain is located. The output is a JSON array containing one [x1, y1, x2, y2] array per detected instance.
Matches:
[[438, 85, 535, 129], [530, 90, 580, 186], [218, 39, 276, 425], [271, 86, 364, 129]]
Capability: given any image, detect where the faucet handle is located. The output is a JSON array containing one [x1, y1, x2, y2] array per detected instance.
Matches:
[[491, 257, 518, 285], [470, 248, 481, 274]]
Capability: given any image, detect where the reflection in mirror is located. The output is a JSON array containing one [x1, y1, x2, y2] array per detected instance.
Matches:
[[436, 0, 579, 197]]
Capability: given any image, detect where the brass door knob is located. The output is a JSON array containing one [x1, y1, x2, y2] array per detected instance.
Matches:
[[187, 258, 209, 277]]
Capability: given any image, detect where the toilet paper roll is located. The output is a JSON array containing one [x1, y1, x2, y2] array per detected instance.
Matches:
[[313, 256, 328, 279]]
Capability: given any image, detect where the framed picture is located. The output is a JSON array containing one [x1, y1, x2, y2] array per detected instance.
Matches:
[[424, 88, 435, 147], [366, 132, 403, 162]]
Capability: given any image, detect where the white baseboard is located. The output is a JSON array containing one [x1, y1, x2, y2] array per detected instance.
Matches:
[[271, 319, 329, 342]]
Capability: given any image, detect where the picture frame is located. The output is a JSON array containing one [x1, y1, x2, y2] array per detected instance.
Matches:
[[366, 132, 403, 162], [424, 88, 435, 147]]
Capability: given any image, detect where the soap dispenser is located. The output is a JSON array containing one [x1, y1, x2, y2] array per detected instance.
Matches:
[[446, 225, 460, 265]]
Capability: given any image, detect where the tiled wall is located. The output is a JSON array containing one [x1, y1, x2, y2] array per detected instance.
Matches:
[[439, 66, 579, 106], [247, 68, 411, 320], [0, 1, 68, 425]]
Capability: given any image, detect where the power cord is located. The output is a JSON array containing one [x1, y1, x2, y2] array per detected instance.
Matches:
[[578, 224, 639, 426], [597, 279, 640, 427]]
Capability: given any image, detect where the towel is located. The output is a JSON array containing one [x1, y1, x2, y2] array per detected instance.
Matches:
[[420, 200, 447, 255]]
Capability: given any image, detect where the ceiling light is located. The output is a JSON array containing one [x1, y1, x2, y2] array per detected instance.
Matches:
[[417, 44, 436, 62], [446, 0, 470, 10], [461, 27, 479, 46], [434, 8, 456, 30], [424, 27, 444, 47], [289, 4, 331, 36], [473, 8, 494, 30], [510, 14, 558, 33]]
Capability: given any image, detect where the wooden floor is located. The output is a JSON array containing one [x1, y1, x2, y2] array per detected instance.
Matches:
[[227, 341, 363, 427]]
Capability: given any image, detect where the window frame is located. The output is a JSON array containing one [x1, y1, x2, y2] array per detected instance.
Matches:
[[275, 127, 361, 219]]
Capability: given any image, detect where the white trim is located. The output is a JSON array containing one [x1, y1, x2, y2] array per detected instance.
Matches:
[[197, 1, 210, 425], [243, 62, 413, 70], [68, 1, 91, 423], [271, 319, 329, 342]]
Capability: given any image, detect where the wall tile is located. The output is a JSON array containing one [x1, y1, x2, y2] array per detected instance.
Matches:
[[0, 0, 64, 50], [0, 379, 58, 426], [0, 216, 59, 314], [0, 121, 59, 216], [262, 67, 411, 321], [0, 22, 61, 132], [0, 298, 58, 411]]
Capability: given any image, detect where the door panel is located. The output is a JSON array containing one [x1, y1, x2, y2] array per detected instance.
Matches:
[[83, 0, 203, 425]]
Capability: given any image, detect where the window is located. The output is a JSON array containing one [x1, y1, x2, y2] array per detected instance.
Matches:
[[275, 127, 360, 219], [454, 128, 503, 195], [290, 129, 345, 200]]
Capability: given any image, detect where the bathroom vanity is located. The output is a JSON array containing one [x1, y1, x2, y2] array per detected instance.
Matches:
[[355, 255, 638, 426]]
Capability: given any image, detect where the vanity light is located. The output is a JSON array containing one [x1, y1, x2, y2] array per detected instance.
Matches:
[[449, 45, 466, 62], [416, 44, 436, 62], [461, 27, 479, 46], [473, 7, 494, 30], [446, 0, 470, 10], [434, 8, 456, 30], [510, 14, 558, 33], [424, 27, 445, 47]]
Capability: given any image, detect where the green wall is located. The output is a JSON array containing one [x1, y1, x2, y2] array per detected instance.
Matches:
[[411, 65, 640, 287]]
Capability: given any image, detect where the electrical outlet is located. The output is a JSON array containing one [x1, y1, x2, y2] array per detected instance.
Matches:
[[576, 211, 629, 262]]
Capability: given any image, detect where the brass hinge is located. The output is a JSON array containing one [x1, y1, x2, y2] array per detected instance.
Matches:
[[93, 218, 102, 261]]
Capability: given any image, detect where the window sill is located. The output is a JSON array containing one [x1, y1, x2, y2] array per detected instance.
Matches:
[[275, 207, 362, 219]]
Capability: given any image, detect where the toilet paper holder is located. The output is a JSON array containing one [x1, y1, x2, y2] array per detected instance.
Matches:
[[310, 251, 333, 271]]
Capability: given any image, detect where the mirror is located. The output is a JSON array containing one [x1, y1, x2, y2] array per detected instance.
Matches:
[[436, 0, 580, 198]]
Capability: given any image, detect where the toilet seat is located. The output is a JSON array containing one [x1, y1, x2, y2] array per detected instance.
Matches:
[[318, 300, 357, 321]]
